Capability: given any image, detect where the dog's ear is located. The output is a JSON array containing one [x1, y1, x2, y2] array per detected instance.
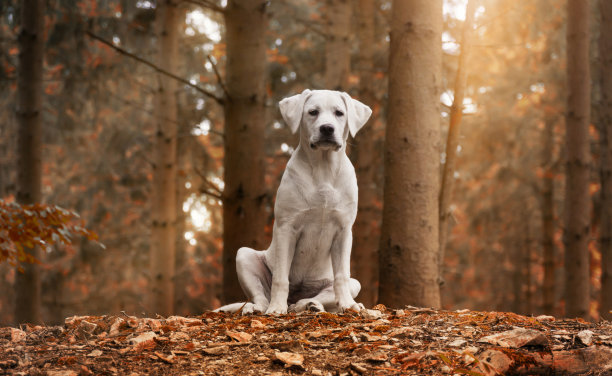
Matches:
[[341, 92, 372, 137], [279, 89, 311, 134]]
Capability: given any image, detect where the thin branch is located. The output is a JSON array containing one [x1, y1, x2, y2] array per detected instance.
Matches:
[[182, 0, 225, 13], [193, 166, 224, 196], [200, 189, 223, 201], [85, 30, 225, 106], [207, 55, 230, 99]]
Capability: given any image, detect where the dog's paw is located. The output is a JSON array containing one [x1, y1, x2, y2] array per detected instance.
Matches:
[[265, 302, 288, 315], [241, 302, 266, 315], [337, 300, 365, 313], [290, 299, 324, 313]]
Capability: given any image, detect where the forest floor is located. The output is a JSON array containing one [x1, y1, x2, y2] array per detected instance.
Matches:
[[0, 306, 611, 376]]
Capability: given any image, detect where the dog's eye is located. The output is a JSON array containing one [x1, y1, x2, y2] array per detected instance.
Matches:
[[308, 109, 319, 116], [335, 110, 344, 117]]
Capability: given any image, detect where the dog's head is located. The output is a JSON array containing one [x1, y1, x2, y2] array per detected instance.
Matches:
[[279, 89, 372, 151]]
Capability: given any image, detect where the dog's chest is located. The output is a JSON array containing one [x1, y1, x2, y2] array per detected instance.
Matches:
[[301, 183, 346, 221]]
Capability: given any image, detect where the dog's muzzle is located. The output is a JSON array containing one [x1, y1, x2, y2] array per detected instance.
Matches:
[[310, 124, 342, 151]]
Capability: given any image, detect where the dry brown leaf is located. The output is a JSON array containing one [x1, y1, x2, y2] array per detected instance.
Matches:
[[275, 351, 304, 367], [87, 349, 103, 357], [203, 345, 229, 355], [366, 351, 389, 362], [250, 319, 265, 329], [478, 328, 548, 348], [226, 330, 253, 343], [10, 328, 26, 342], [154, 351, 175, 364]]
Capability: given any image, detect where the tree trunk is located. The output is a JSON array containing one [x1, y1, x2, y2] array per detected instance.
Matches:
[[379, 0, 442, 309], [563, 0, 591, 319], [150, 0, 179, 316], [222, 0, 268, 303], [324, 0, 351, 91], [351, 0, 379, 308], [15, 0, 45, 325], [522, 221, 533, 315], [599, 0, 612, 322], [541, 115, 557, 316], [438, 0, 477, 285]]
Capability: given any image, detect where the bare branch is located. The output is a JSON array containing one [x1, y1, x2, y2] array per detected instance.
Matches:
[[85, 30, 225, 106], [200, 189, 223, 201], [206, 55, 230, 100], [193, 166, 224, 197]]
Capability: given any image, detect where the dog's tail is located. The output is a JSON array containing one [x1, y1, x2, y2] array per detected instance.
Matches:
[[213, 302, 247, 313]]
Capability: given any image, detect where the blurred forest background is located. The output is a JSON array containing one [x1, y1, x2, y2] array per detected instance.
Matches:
[[1, 0, 611, 325]]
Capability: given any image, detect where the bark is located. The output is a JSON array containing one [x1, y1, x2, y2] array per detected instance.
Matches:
[[350, 0, 379, 308], [563, 0, 591, 319], [222, 0, 268, 303], [541, 115, 556, 316], [379, 0, 442, 308], [324, 0, 351, 91], [599, 0, 612, 322], [522, 222, 533, 315], [15, 0, 45, 325], [512, 239, 522, 314], [150, 0, 180, 316], [438, 0, 477, 285]]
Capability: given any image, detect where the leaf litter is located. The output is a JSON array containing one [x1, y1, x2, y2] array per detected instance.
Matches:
[[0, 306, 610, 375]]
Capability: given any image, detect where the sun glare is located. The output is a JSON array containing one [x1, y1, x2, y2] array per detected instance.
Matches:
[[443, 0, 468, 21], [185, 10, 221, 43], [183, 193, 213, 245]]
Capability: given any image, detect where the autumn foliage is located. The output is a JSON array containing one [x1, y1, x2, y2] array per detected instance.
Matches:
[[0, 199, 100, 269]]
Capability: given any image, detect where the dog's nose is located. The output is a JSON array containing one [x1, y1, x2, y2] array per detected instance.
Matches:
[[320, 125, 334, 137]]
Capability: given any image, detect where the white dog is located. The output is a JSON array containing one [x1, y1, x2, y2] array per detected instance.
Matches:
[[216, 89, 372, 314]]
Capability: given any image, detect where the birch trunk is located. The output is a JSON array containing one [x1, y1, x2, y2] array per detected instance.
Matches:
[[222, 0, 268, 303], [563, 0, 591, 319], [15, 0, 45, 325], [379, 0, 442, 308], [150, 0, 179, 316]]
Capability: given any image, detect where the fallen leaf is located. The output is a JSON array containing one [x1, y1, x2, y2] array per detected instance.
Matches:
[[361, 332, 383, 342], [366, 351, 389, 362], [576, 330, 594, 346], [86, 349, 103, 357], [275, 351, 304, 367], [360, 309, 383, 320], [169, 331, 190, 341], [10, 328, 26, 342], [226, 330, 252, 343], [306, 329, 331, 339], [46, 371, 78, 376], [478, 328, 548, 348], [154, 351, 175, 364], [250, 319, 265, 329], [78, 320, 97, 336], [448, 339, 467, 348], [129, 331, 158, 346], [536, 315, 555, 322], [351, 362, 368, 374], [203, 345, 229, 355], [109, 318, 125, 336]]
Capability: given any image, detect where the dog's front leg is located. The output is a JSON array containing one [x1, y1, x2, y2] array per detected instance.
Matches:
[[265, 226, 296, 314], [331, 228, 364, 312]]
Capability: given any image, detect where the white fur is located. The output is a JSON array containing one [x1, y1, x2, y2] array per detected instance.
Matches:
[[216, 89, 372, 314]]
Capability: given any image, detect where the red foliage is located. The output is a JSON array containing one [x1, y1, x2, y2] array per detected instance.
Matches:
[[0, 199, 101, 269]]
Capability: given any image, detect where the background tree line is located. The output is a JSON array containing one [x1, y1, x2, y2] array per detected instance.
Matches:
[[0, 0, 610, 325]]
